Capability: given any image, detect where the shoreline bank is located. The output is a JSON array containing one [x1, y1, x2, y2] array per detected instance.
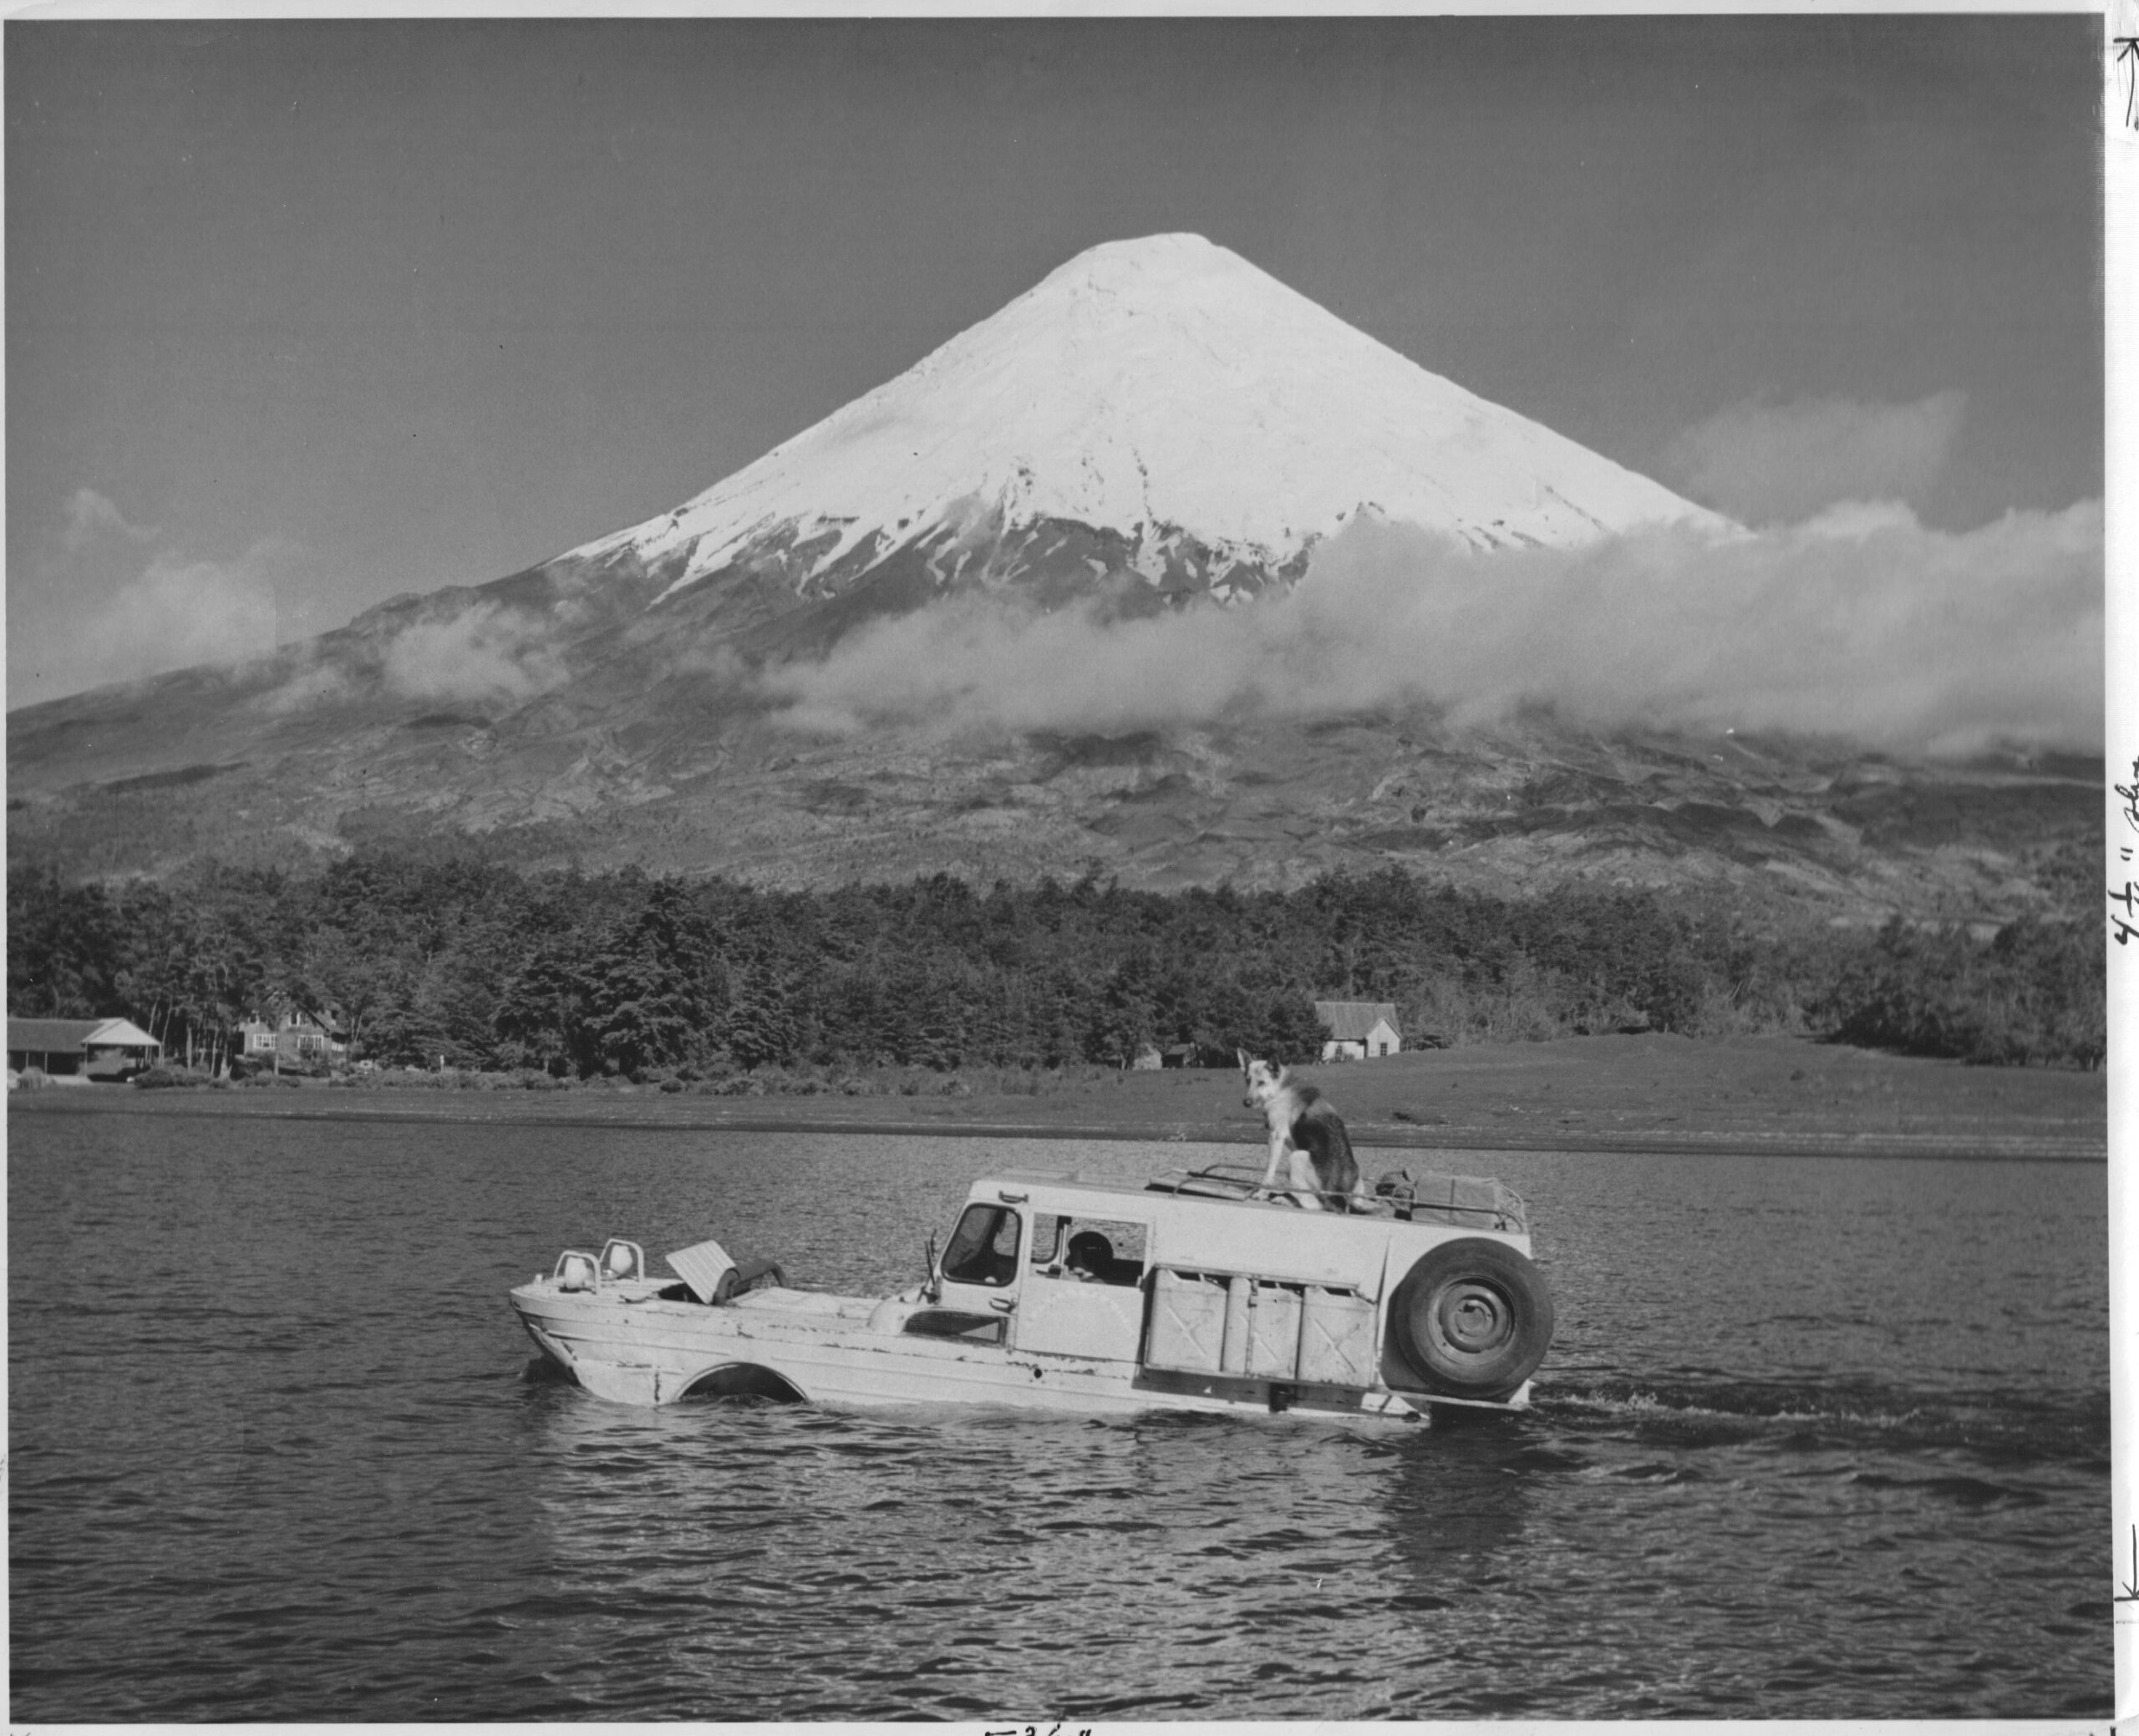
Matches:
[[5, 1095, 2104, 1162], [11, 1033, 2105, 1164]]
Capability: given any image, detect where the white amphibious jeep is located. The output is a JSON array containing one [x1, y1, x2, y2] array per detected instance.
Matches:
[[511, 1162, 1553, 1422]]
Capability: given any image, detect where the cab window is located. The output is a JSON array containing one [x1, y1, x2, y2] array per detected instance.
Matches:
[[1031, 1215, 1148, 1287], [941, 1204, 1022, 1287]]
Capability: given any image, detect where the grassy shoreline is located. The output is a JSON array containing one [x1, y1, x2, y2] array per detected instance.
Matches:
[[11, 1033, 2105, 1162]]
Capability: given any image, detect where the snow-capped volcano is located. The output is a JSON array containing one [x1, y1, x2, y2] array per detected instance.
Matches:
[[580, 233, 1716, 613], [8, 232, 2091, 919]]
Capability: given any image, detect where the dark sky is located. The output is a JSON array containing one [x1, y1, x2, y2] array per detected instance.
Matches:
[[5, 15, 2104, 706]]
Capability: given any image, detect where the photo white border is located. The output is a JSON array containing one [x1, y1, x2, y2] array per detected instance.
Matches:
[[0, 3, 2119, 1731]]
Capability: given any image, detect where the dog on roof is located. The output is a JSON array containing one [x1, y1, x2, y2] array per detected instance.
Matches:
[[1238, 1050, 1364, 1211]]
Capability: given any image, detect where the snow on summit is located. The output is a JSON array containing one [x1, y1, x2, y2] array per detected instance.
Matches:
[[595, 234, 1715, 609]]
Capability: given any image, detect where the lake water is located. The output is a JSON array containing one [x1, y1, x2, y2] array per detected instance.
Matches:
[[8, 1104, 2110, 1719]]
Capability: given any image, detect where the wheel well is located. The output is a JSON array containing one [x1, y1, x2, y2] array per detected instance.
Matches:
[[678, 1362, 807, 1404]]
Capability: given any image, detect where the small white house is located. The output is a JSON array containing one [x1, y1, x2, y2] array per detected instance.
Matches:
[[1315, 1000, 1401, 1061]]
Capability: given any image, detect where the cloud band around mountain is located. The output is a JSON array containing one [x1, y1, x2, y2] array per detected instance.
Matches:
[[758, 500, 2102, 756]]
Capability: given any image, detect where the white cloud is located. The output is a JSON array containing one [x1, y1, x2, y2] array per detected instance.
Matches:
[[759, 500, 2102, 755], [244, 601, 574, 717], [38, 548, 281, 695], [1661, 391, 1968, 525], [61, 486, 159, 552], [379, 605, 566, 704], [9, 491, 300, 705]]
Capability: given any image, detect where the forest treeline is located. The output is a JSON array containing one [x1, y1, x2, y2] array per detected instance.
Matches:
[[5, 850, 2108, 1078]]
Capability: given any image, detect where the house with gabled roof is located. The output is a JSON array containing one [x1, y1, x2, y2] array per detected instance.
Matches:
[[1314, 1000, 1401, 1061], [238, 1005, 345, 1065], [8, 1017, 163, 1082]]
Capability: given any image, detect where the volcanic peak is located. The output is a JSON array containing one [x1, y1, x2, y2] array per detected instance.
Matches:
[[573, 233, 1715, 612]]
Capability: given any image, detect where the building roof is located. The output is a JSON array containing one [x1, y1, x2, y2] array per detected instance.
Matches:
[[1313, 1000, 1400, 1041], [9, 1018, 103, 1051], [8, 1017, 160, 1051]]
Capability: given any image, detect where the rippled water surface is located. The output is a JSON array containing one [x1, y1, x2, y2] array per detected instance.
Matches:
[[9, 1105, 2110, 1718]]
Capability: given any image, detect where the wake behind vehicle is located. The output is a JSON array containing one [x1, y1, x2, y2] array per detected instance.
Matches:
[[510, 1162, 1553, 1423]]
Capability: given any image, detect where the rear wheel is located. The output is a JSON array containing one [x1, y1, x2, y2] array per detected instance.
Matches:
[[1385, 1238, 1553, 1400]]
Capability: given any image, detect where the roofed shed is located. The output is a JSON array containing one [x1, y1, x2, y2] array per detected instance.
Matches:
[[1314, 1000, 1401, 1061], [8, 1017, 163, 1081]]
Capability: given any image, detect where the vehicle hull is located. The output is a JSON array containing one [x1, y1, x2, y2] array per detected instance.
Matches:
[[509, 1279, 1514, 1422]]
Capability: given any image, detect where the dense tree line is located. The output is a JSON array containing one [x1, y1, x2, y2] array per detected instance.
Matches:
[[5, 850, 2107, 1076], [1816, 915, 2105, 1069]]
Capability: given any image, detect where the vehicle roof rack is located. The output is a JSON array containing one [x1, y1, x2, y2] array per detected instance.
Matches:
[[1145, 1163, 1528, 1232]]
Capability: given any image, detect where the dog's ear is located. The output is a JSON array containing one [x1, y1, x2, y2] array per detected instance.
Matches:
[[1237, 1048, 1250, 1074]]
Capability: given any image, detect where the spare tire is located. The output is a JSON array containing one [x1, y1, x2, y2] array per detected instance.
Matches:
[[714, 1256, 788, 1302], [1385, 1237, 1553, 1400]]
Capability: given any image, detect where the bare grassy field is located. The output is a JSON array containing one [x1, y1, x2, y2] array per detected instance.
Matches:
[[13, 1033, 2105, 1161]]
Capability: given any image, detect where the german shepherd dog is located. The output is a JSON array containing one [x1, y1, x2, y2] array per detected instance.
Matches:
[[1238, 1051, 1364, 1211]]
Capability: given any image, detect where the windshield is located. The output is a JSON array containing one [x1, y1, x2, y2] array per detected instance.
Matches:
[[940, 1204, 1021, 1287]]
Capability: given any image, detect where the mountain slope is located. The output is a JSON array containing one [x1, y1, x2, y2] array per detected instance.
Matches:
[[10, 233, 2091, 926]]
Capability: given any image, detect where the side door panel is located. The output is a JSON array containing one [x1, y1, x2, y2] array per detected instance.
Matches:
[[1012, 1275, 1146, 1361]]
